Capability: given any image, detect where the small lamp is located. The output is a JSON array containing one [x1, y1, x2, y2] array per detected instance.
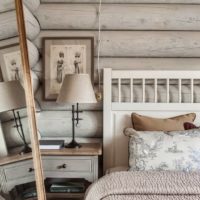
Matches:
[[0, 81, 31, 154], [57, 74, 97, 148]]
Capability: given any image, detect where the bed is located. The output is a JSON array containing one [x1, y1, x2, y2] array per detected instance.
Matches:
[[85, 68, 200, 200]]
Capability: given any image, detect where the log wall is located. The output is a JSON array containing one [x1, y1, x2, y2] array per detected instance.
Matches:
[[0, 6, 40, 40], [1, 0, 200, 147], [0, 0, 40, 13]]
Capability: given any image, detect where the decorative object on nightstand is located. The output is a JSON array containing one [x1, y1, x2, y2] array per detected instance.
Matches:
[[39, 140, 64, 150], [0, 81, 31, 154], [57, 74, 97, 148]]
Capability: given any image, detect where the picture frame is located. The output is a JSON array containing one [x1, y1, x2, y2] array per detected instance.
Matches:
[[43, 37, 94, 100], [0, 43, 23, 83]]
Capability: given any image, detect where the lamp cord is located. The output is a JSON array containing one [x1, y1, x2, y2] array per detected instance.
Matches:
[[97, 0, 102, 93]]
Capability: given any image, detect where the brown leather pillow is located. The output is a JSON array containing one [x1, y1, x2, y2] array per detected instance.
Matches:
[[131, 113, 196, 131]]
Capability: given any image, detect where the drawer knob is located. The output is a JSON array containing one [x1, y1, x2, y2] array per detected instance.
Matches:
[[58, 164, 67, 169], [28, 168, 34, 173]]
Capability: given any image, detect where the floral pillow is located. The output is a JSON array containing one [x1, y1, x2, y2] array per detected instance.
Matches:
[[127, 128, 200, 172]]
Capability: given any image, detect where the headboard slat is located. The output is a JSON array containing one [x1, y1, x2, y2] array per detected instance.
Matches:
[[191, 79, 194, 103], [179, 79, 182, 103]]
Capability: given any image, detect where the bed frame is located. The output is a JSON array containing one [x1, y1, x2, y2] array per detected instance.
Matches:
[[103, 68, 200, 172]]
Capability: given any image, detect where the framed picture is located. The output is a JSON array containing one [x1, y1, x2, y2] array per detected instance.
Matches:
[[0, 44, 23, 83], [43, 37, 94, 100]]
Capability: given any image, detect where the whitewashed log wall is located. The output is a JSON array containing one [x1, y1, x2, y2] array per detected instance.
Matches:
[[0, 0, 40, 13], [0, 1, 42, 148], [1, 0, 200, 148]]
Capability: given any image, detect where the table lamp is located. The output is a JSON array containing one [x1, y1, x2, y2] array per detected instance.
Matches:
[[57, 74, 97, 148], [0, 81, 31, 154]]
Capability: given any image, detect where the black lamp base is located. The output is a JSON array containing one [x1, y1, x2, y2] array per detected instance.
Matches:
[[65, 140, 81, 148], [19, 145, 32, 155]]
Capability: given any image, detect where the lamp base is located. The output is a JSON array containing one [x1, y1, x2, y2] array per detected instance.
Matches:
[[65, 140, 81, 148], [19, 145, 32, 155]]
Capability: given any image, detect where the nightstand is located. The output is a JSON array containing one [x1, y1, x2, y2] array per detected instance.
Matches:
[[0, 143, 102, 197]]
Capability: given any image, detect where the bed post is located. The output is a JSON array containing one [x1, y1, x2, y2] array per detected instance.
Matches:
[[103, 68, 113, 173]]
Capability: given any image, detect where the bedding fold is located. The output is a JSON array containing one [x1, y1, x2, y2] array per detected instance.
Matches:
[[85, 171, 200, 200]]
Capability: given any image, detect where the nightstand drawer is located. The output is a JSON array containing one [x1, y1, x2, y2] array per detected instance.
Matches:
[[4, 160, 34, 181], [43, 156, 92, 172]]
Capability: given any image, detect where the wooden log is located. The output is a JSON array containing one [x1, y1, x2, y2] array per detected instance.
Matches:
[[0, 123, 8, 157], [23, 0, 40, 12], [36, 111, 103, 138], [0, 38, 39, 68], [0, 6, 40, 40], [35, 86, 102, 111], [2, 111, 102, 148], [27, 40, 40, 68], [2, 117, 31, 148], [41, 0, 200, 3], [31, 70, 40, 94], [96, 57, 200, 70], [0, 0, 40, 13], [34, 30, 200, 57], [94, 57, 200, 82], [32, 60, 43, 82], [0, 108, 28, 123], [34, 57, 200, 84], [36, 4, 200, 30], [0, 37, 19, 46]]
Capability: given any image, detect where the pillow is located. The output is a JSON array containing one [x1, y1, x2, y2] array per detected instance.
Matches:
[[184, 122, 198, 130], [131, 113, 196, 131], [128, 129, 200, 172]]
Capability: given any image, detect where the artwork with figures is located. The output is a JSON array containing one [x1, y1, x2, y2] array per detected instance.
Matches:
[[0, 44, 23, 82], [44, 37, 94, 100], [50, 45, 86, 94]]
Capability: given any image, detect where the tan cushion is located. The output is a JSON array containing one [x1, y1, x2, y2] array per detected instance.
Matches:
[[131, 113, 196, 131]]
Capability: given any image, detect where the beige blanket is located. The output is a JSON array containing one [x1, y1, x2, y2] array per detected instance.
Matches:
[[84, 171, 200, 200]]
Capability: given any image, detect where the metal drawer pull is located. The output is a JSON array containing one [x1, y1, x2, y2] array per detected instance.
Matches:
[[28, 168, 34, 173], [58, 164, 67, 169]]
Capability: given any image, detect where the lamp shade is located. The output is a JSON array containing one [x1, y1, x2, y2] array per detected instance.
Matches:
[[57, 74, 97, 104], [0, 81, 26, 112]]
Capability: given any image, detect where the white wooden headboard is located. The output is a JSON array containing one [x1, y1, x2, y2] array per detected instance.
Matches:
[[103, 68, 200, 172]]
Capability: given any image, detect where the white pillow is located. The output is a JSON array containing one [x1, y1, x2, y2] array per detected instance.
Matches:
[[128, 129, 200, 172]]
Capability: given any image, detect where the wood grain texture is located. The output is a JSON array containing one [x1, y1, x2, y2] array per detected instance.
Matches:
[[23, 0, 40, 12], [35, 4, 200, 30], [42, 143, 102, 156], [15, 0, 46, 199], [26, 40, 40, 68], [0, 6, 40, 40], [41, 0, 200, 4], [0, 123, 8, 157], [0, 37, 19, 46], [94, 58, 200, 82], [33, 57, 200, 84], [0, 143, 102, 166], [34, 30, 200, 57], [37, 111, 102, 138], [0, 0, 40, 13]]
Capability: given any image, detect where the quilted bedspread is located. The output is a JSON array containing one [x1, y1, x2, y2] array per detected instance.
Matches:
[[84, 171, 200, 200]]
